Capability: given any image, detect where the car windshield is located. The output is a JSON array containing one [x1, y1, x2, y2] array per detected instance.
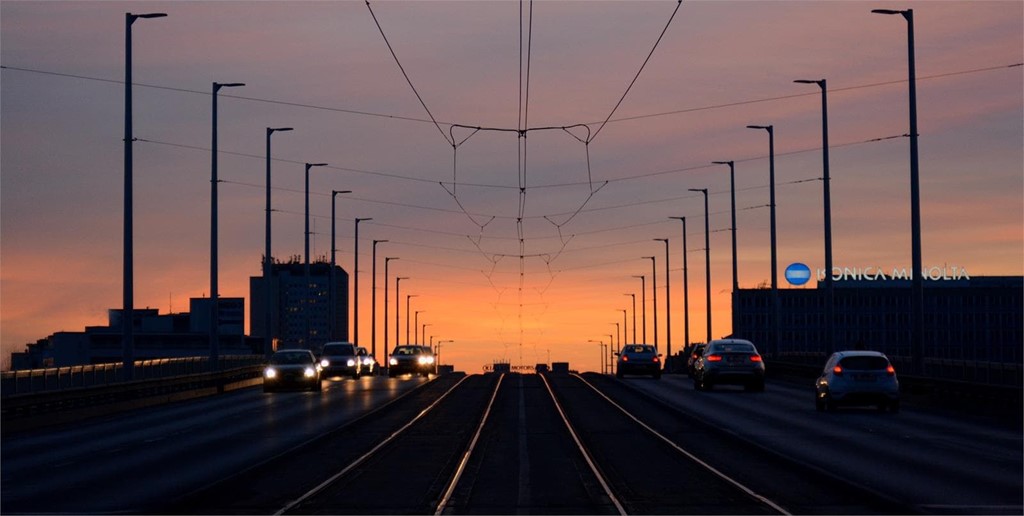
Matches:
[[323, 346, 354, 356], [356, 348, 368, 356], [269, 352, 312, 365], [711, 343, 755, 354], [625, 345, 655, 354], [839, 355, 890, 370], [394, 347, 418, 356]]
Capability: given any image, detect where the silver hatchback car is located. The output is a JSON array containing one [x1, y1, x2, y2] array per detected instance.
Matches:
[[692, 339, 765, 392], [816, 351, 900, 412]]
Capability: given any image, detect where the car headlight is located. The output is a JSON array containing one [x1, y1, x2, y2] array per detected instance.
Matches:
[[362, 358, 373, 365], [320, 359, 330, 367], [346, 359, 356, 367], [304, 367, 316, 378], [264, 367, 277, 379], [418, 356, 435, 365], [389, 358, 398, 366]]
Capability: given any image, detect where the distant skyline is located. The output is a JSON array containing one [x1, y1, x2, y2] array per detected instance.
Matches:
[[2, 1, 1022, 373]]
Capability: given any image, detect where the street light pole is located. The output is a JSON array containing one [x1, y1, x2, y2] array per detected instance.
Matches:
[[873, 8, 923, 372], [624, 293, 636, 344], [406, 294, 418, 344], [264, 126, 292, 358], [643, 256, 657, 348], [712, 161, 738, 336], [384, 257, 398, 365], [795, 79, 834, 355], [211, 81, 244, 369], [396, 277, 408, 346], [414, 310, 425, 344], [372, 240, 388, 361], [633, 275, 646, 344], [304, 162, 328, 349], [655, 238, 671, 358], [589, 340, 604, 373], [422, 323, 431, 347], [618, 309, 627, 349], [747, 124, 779, 355], [670, 217, 691, 348], [330, 197, 354, 341], [352, 217, 371, 344], [689, 188, 711, 343], [123, 11, 166, 380]]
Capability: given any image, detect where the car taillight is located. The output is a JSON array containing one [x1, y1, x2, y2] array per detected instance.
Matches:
[[886, 364, 896, 375], [833, 365, 843, 375], [621, 355, 629, 362], [749, 355, 762, 362], [653, 356, 660, 363], [707, 354, 723, 362]]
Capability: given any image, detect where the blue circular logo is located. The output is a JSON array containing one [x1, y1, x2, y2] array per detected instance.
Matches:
[[785, 262, 812, 286]]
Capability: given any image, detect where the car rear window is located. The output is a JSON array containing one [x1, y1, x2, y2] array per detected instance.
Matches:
[[626, 345, 655, 353], [711, 343, 755, 353], [839, 356, 889, 370]]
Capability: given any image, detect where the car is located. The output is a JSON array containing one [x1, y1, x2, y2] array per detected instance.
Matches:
[[685, 343, 706, 377], [319, 342, 361, 379], [692, 338, 765, 392], [816, 351, 900, 412], [615, 344, 662, 379], [355, 346, 378, 376], [388, 345, 434, 378], [263, 349, 322, 392]]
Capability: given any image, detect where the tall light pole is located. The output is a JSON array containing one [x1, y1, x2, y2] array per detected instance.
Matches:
[[613, 323, 621, 353], [643, 256, 658, 348], [303, 162, 328, 349], [618, 310, 627, 350], [422, 323, 431, 347], [352, 217, 371, 344], [588, 340, 604, 373], [689, 188, 712, 342], [406, 294, 418, 344], [633, 275, 646, 344], [415, 310, 426, 343], [712, 161, 738, 336], [210, 81, 245, 368], [395, 277, 409, 346], [384, 257, 399, 365], [747, 124, 779, 355], [330, 194, 353, 341], [437, 339, 454, 367], [873, 8, 923, 372], [624, 294, 636, 344], [606, 334, 615, 372], [264, 126, 292, 358], [372, 240, 388, 360], [669, 217, 691, 348], [655, 238, 671, 359], [795, 78, 834, 355], [123, 11, 166, 379]]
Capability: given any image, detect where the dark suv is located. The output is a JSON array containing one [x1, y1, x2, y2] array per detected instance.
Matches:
[[319, 342, 360, 379], [388, 345, 434, 378]]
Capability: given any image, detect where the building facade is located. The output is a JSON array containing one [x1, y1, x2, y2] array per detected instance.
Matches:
[[250, 261, 349, 352]]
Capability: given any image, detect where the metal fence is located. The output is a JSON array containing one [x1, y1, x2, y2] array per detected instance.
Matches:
[[0, 356, 265, 396]]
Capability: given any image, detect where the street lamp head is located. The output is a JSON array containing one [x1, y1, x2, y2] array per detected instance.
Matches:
[[632, 275, 644, 279], [306, 162, 328, 168], [269, 127, 294, 133], [356, 217, 373, 222], [397, 276, 408, 280], [711, 160, 734, 166], [746, 124, 772, 131], [654, 238, 668, 243], [214, 82, 246, 92], [386, 256, 399, 262], [669, 216, 685, 222], [332, 189, 352, 196], [642, 256, 655, 261], [688, 188, 708, 194], [374, 239, 389, 245], [134, 12, 168, 19], [871, 9, 904, 15]]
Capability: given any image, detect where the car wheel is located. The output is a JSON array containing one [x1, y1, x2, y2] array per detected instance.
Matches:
[[826, 397, 836, 412]]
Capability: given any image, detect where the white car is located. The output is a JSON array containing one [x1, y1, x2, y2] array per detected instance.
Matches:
[[815, 350, 899, 412]]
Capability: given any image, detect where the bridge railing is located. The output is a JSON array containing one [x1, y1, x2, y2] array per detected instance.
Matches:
[[0, 356, 265, 396]]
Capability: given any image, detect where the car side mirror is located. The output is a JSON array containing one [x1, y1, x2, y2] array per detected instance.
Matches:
[[613, 352, 620, 356], [658, 354, 663, 357]]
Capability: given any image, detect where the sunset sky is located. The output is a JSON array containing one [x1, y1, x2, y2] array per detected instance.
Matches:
[[2, 1, 1021, 373]]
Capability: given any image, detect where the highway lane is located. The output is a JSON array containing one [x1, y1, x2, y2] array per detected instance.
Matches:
[[621, 374, 1023, 514], [0, 375, 429, 514]]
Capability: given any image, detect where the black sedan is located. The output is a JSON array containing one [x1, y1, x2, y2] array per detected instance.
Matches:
[[263, 349, 323, 392]]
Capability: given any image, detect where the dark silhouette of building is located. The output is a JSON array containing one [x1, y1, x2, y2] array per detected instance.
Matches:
[[10, 299, 253, 370], [250, 259, 348, 352]]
